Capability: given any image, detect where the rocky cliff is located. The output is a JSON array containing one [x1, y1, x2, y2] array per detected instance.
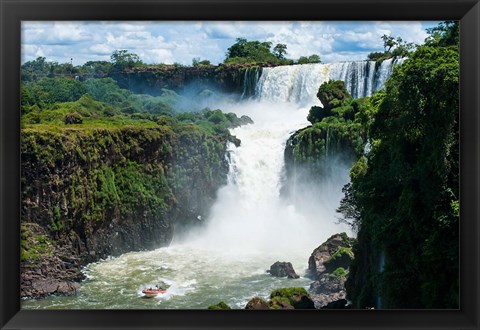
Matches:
[[20, 125, 231, 298], [110, 64, 266, 96]]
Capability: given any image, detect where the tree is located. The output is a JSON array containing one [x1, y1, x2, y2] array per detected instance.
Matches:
[[368, 35, 414, 61], [21, 57, 49, 81], [297, 54, 322, 64], [80, 61, 113, 76], [307, 54, 321, 63], [192, 58, 211, 67], [343, 22, 459, 308], [224, 38, 284, 65], [381, 34, 396, 52], [111, 50, 144, 70], [316, 80, 352, 111], [273, 43, 287, 59], [425, 20, 459, 47]]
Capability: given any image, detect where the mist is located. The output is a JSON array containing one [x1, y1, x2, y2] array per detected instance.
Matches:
[[172, 99, 354, 260], [171, 82, 241, 113]]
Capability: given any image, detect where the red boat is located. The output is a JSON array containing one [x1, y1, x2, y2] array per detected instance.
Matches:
[[142, 287, 167, 298]]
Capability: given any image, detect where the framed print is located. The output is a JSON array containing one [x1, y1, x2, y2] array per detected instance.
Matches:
[[1, 0, 479, 329]]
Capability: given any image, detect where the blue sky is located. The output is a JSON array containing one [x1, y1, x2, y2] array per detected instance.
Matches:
[[21, 21, 440, 66]]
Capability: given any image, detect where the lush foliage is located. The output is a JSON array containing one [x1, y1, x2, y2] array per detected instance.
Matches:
[[111, 50, 145, 71], [20, 223, 53, 261], [288, 80, 374, 173], [367, 34, 414, 62], [224, 38, 292, 65], [297, 54, 322, 64], [341, 21, 459, 308], [223, 38, 322, 66]]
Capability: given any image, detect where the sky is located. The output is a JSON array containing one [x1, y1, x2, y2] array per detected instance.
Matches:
[[21, 21, 440, 66]]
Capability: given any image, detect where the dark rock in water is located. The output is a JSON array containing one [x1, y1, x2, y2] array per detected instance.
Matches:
[[269, 261, 299, 279], [321, 299, 350, 309], [245, 296, 270, 310]]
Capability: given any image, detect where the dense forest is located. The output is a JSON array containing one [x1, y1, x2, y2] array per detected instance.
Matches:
[[337, 21, 459, 308]]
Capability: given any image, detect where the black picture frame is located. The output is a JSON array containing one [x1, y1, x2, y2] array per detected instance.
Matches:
[[1, 0, 479, 329]]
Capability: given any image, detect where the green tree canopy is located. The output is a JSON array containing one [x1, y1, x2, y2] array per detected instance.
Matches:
[[272, 43, 288, 59], [111, 50, 144, 70], [367, 34, 414, 61], [342, 21, 459, 308], [224, 38, 283, 65], [297, 54, 322, 64]]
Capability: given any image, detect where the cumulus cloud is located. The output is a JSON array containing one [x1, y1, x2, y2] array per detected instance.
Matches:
[[21, 21, 440, 65]]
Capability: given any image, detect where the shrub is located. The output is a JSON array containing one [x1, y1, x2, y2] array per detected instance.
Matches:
[[63, 112, 83, 124]]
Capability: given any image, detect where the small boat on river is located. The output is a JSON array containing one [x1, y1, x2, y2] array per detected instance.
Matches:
[[142, 287, 167, 298]]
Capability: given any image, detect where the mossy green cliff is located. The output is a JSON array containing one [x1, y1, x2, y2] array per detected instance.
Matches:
[[20, 124, 232, 298]]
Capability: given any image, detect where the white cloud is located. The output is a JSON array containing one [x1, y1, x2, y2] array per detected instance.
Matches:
[[21, 21, 440, 66]]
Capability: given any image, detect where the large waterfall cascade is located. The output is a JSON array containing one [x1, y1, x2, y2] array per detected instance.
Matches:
[[252, 57, 404, 105], [23, 58, 402, 310]]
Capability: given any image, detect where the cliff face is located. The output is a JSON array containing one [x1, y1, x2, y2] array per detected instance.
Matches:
[[281, 124, 361, 200], [110, 64, 265, 96], [20, 125, 230, 298]]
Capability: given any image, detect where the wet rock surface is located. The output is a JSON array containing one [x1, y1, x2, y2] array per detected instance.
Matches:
[[307, 233, 355, 308], [245, 296, 270, 310], [268, 261, 300, 279]]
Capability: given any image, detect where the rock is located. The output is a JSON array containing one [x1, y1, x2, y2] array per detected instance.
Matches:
[[307, 233, 355, 309], [323, 247, 354, 273], [207, 301, 231, 310], [310, 273, 346, 294], [321, 299, 350, 309], [308, 233, 353, 279], [30, 278, 79, 297], [21, 125, 232, 299], [269, 296, 295, 309], [269, 261, 299, 279], [270, 288, 315, 309], [245, 296, 270, 310]]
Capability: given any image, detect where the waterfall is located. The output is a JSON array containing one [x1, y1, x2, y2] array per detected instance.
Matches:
[[240, 67, 262, 99], [253, 57, 404, 105]]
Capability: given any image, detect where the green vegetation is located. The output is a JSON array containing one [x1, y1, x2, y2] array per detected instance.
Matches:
[[208, 301, 231, 310], [110, 49, 145, 71], [339, 21, 459, 308], [223, 38, 321, 66], [21, 75, 182, 121], [224, 38, 292, 65], [20, 223, 53, 261], [192, 58, 212, 67], [331, 267, 348, 279], [297, 54, 322, 64], [367, 34, 414, 62], [270, 287, 315, 309], [287, 80, 375, 178], [323, 247, 354, 272], [330, 247, 354, 260]]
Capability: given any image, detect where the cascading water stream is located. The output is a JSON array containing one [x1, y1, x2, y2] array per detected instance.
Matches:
[[23, 59, 402, 309], [255, 57, 404, 104]]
